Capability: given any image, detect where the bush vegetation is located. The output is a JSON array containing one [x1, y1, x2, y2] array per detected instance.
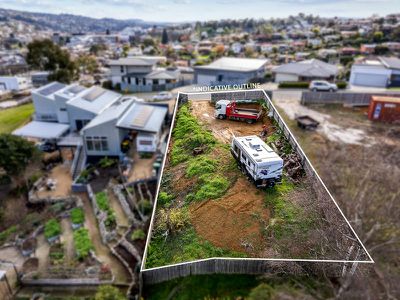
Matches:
[[278, 81, 309, 89], [0, 225, 17, 244], [44, 219, 61, 239], [186, 156, 217, 178], [70, 207, 85, 225], [131, 229, 146, 241], [73, 228, 93, 260], [189, 175, 230, 202], [96, 191, 116, 230]]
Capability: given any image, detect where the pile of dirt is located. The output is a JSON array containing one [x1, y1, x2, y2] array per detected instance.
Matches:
[[189, 177, 269, 255]]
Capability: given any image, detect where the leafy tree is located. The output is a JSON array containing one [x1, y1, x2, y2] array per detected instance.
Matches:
[[95, 285, 125, 300], [77, 55, 99, 75], [161, 28, 169, 45], [90, 43, 107, 55], [0, 134, 35, 176], [26, 39, 78, 83], [373, 31, 384, 43], [374, 45, 390, 55]]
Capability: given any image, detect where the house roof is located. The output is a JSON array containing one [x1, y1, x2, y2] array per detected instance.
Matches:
[[379, 56, 400, 70], [108, 57, 156, 66], [117, 102, 167, 133], [13, 121, 70, 139], [34, 82, 67, 99], [195, 57, 268, 72], [82, 97, 135, 131], [273, 59, 338, 77], [66, 86, 121, 115], [145, 68, 180, 80]]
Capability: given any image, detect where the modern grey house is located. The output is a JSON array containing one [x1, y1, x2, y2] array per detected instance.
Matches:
[[13, 82, 168, 160], [273, 59, 339, 82], [194, 57, 268, 86], [109, 56, 182, 92]]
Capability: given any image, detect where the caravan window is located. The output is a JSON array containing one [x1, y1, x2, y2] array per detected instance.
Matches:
[[139, 140, 152, 146]]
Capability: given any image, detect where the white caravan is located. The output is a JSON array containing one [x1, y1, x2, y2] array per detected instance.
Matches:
[[231, 135, 283, 188]]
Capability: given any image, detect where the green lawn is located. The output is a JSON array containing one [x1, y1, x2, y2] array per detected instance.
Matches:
[[0, 103, 34, 134]]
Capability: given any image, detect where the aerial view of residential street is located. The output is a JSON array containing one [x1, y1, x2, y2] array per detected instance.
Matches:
[[0, 0, 399, 299]]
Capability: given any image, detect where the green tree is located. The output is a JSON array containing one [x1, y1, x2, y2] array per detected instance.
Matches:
[[26, 39, 78, 83], [373, 31, 384, 43], [77, 55, 99, 75], [0, 134, 35, 176], [95, 285, 125, 300], [161, 28, 169, 45]]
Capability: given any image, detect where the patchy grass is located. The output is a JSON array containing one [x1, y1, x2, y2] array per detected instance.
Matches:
[[0, 103, 34, 134], [265, 178, 314, 240], [44, 219, 61, 239], [146, 227, 246, 269], [0, 225, 18, 244], [95, 191, 110, 211], [187, 175, 230, 202], [186, 156, 217, 178]]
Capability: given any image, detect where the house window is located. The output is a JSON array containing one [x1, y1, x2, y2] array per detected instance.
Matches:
[[143, 78, 146, 85], [139, 140, 152, 145], [86, 136, 109, 152], [153, 79, 159, 85], [60, 108, 67, 111], [217, 74, 224, 82], [166, 79, 171, 84], [128, 77, 131, 84], [136, 78, 139, 85], [120, 66, 124, 73]]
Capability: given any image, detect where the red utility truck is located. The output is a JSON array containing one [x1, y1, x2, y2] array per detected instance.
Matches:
[[214, 100, 262, 124]]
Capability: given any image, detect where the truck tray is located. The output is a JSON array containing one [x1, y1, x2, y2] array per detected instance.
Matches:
[[295, 115, 320, 130]]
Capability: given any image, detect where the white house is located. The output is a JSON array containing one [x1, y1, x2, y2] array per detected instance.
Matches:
[[14, 82, 168, 159], [350, 56, 400, 88], [0, 76, 30, 92]]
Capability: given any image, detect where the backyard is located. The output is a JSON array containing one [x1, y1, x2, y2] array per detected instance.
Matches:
[[144, 98, 369, 269]]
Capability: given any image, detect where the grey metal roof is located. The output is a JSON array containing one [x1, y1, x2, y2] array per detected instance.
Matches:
[[82, 98, 134, 131], [379, 56, 400, 70], [116, 102, 167, 133], [13, 121, 70, 139], [195, 57, 268, 72], [273, 59, 338, 77], [145, 68, 180, 80], [66, 86, 121, 115], [108, 57, 155, 66]]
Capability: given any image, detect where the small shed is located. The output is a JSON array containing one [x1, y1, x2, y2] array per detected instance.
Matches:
[[368, 96, 400, 122]]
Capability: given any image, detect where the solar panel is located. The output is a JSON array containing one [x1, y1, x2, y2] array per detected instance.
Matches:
[[38, 82, 66, 96], [66, 85, 85, 95], [83, 86, 106, 102], [131, 106, 154, 127]]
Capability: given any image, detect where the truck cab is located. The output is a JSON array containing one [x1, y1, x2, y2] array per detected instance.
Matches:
[[214, 100, 231, 119], [231, 135, 283, 188]]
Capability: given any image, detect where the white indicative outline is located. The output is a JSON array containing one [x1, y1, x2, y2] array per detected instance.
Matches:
[[140, 89, 374, 273]]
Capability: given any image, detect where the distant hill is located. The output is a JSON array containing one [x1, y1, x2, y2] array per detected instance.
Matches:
[[0, 8, 165, 33]]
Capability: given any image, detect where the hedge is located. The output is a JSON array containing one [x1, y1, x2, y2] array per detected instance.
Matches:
[[278, 81, 309, 89]]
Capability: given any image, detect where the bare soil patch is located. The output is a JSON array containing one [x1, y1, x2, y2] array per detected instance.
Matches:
[[191, 101, 274, 144], [189, 177, 269, 255], [36, 164, 72, 198]]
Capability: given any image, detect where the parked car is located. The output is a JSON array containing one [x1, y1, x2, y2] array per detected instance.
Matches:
[[153, 91, 173, 101], [309, 80, 338, 92]]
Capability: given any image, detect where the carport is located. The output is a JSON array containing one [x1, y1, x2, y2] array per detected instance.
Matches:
[[12, 121, 70, 140]]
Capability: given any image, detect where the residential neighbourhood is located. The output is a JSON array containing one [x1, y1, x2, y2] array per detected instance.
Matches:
[[0, 4, 399, 300]]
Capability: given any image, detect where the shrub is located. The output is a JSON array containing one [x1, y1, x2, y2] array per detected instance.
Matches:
[[155, 208, 190, 234], [193, 175, 230, 201], [44, 219, 61, 239], [248, 283, 274, 300], [98, 157, 116, 168], [138, 199, 152, 215], [336, 81, 347, 89], [186, 156, 216, 178], [73, 228, 93, 260], [158, 192, 174, 207], [278, 81, 309, 89], [105, 212, 116, 229], [70, 207, 85, 225], [96, 191, 110, 211], [131, 229, 146, 241]]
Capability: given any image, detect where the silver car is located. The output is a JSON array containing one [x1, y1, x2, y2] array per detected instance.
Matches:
[[309, 80, 338, 92]]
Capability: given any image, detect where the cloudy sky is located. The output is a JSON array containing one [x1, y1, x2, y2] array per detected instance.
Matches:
[[0, 0, 398, 22]]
